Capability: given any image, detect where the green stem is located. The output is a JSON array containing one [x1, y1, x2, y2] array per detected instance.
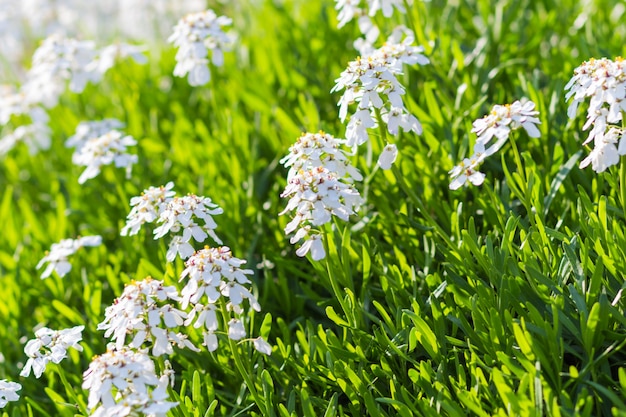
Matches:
[[55, 364, 88, 416], [402, 0, 423, 46], [507, 133, 526, 184], [220, 304, 265, 412], [321, 231, 355, 327], [621, 113, 626, 220], [390, 164, 455, 250]]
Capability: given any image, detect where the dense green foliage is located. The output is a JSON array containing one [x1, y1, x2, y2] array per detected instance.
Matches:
[[2, 0, 626, 416]]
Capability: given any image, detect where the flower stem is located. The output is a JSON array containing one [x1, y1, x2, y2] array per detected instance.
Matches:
[[220, 304, 266, 412], [54, 364, 88, 416]]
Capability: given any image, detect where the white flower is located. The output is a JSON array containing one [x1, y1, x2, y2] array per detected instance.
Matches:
[[0, 380, 21, 408], [98, 277, 197, 356], [88, 43, 148, 76], [332, 38, 428, 150], [20, 325, 84, 378], [121, 182, 176, 236], [153, 194, 224, 261], [180, 246, 265, 350], [566, 57, 626, 172], [449, 154, 487, 190], [66, 119, 125, 152], [280, 167, 363, 260], [168, 10, 232, 86], [22, 34, 99, 108], [472, 100, 541, 147], [279, 131, 363, 181], [37, 235, 102, 279], [252, 337, 272, 355], [228, 319, 246, 340], [83, 347, 178, 416], [450, 99, 541, 190], [72, 130, 138, 184], [377, 143, 398, 169]]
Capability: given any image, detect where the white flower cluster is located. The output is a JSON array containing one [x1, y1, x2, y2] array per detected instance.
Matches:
[[565, 57, 626, 172], [23, 34, 98, 108], [20, 325, 84, 378], [121, 182, 224, 262], [67, 120, 138, 184], [82, 347, 177, 417], [0, 35, 146, 158], [331, 36, 428, 154], [335, 0, 406, 30], [0, 86, 51, 156], [0, 380, 21, 408], [98, 278, 198, 356], [449, 100, 541, 190], [280, 167, 363, 261], [36, 235, 102, 279], [181, 246, 269, 353], [279, 131, 363, 181], [168, 9, 232, 86]]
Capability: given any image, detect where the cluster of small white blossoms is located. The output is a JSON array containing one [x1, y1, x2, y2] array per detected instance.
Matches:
[[66, 119, 138, 184], [565, 57, 626, 173], [121, 182, 224, 262], [449, 100, 541, 190], [335, 0, 407, 46], [83, 347, 177, 416], [36, 235, 102, 279], [331, 33, 429, 164], [168, 9, 232, 86], [20, 325, 84, 378], [280, 132, 364, 260], [0, 35, 146, 158], [180, 246, 270, 354], [0, 380, 21, 408], [98, 278, 198, 356]]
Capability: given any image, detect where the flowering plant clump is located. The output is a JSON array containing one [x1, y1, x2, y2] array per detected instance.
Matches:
[[0, 380, 21, 408], [121, 183, 224, 261], [180, 246, 270, 354], [36, 235, 102, 279], [335, 0, 407, 46], [82, 347, 177, 416], [331, 34, 428, 156], [19, 325, 84, 378], [565, 57, 626, 172], [98, 277, 198, 356], [449, 99, 541, 189], [168, 9, 232, 86]]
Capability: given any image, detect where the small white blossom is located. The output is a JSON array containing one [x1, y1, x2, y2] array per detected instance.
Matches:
[[37, 235, 102, 279], [88, 43, 148, 76], [66, 119, 125, 152], [121, 182, 176, 236], [168, 10, 232, 86], [154, 195, 224, 261], [0, 380, 21, 408], [72, 130, 138, 184], [20, 325, 84, 378], [83, 347, 178, 416], [377, 143, 398, 169], [98, 277, 197, 356], [252, 337, 272, 355]]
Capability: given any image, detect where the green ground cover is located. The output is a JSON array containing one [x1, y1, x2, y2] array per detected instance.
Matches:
[[2, 0, 626, 416]]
